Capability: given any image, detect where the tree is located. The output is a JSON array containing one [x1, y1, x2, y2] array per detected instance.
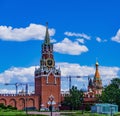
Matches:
[[100, 78, 120, 110], [61, 86, 83, 110]]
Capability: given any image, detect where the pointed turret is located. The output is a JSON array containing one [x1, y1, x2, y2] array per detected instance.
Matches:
[[88, 76, 94, 92], [94, 61, 100, 78], [93, 60, 102, 89], [44, 22, 50, 44], [88, 78, 93, 86]]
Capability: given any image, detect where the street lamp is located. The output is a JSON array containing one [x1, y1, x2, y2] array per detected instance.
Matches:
[[110, 99, 113, 116], [80, 90, 84, 114], [110, 105, 113, 116], [25, 84, 28, 115], [80, 97, 84, 114], [26, 97, 28, 114]]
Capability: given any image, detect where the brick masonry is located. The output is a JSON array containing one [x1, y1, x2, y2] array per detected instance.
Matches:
[[0, 94, 39, 110]]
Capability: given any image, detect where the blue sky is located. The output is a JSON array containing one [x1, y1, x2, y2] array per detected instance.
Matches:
[[0, 0, 120, 93]]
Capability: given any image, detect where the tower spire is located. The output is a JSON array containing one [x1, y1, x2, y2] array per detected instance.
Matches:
[[44, 22, 50, 44], [93, 60, 102, 89], [95, 60, 100, 78]]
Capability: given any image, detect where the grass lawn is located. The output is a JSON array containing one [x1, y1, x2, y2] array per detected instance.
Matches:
[[0, 110, 120, 116], [0, 110, 25, 116], [60, 111, 120, 116], [0, 110, 46, 116]]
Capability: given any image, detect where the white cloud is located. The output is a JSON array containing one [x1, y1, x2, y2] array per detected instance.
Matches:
[[0, 23, 55, 41], [99, 66, 119, 79], [99, 66, 120, 86], [96, 37, 107, 43], [54, 38, 88, 55], [0, 88, 29, 94], [50, 38, 56, 43], [96, 37, 102, 42], [0, 63, 119, 92], [64, 32, 91, 40], [0, 66, 35, 83], [57, 62, 94, 77], [111, 29, 120, 43], [0, 89, 16, 94], [103, 39, 107, 42], [56, 62, 120, 86], [76, 38, 85, 44]]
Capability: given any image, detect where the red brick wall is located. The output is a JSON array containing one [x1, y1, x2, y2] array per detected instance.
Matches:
[[35, 73, 61, 109], [0, 94, 39, 110]]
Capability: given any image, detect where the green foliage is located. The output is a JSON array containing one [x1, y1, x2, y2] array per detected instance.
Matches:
[[0, 103, 17, 111], [0, 103, 47, 116], [114, 112, 120, 116], [85, 104, 91, 111], [7, 105, 17, 110], [100, 78, 120, 110], [61, 86, 83, 110], [0, 103, 7, 109]]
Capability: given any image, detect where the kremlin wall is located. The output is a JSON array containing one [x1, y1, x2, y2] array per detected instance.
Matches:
[[0, 24, 103, 110]]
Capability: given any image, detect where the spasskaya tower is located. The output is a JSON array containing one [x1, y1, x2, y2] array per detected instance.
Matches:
[[35, 23, 61, 109]]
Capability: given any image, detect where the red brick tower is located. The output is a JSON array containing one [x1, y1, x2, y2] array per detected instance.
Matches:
[[34, 23, 61, 110]]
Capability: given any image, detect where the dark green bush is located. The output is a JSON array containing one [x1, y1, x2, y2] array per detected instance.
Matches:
[[0, 103, 7, 109]]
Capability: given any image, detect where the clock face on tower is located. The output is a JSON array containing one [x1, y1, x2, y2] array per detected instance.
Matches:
[[46, 58, 54, 68]]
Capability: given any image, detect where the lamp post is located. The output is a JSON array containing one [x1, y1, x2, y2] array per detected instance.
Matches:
[[80, 90, 84, 115], [110, 99, 113, 116], [81, 97, 84, 115], [26, 97, 28, 114], [25, 84, 28, 115], [110, 105, 113, 116]]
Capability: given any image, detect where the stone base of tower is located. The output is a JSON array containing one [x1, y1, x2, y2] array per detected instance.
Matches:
[[35, 73, 61, 110], [39, 85, 61, 110]]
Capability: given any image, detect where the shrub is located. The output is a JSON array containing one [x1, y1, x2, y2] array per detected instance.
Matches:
[[85, 104, 91, 111], [0, 103, 7, 109]]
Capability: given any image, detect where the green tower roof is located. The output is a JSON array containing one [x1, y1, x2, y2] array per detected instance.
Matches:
[[44, 22, 50, 44]]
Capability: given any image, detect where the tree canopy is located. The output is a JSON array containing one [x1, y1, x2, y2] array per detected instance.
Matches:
[[101, 78, 120, 109], [61, 86, 83, 110]]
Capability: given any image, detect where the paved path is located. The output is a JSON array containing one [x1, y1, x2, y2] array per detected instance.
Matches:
[[28, 111, 60, 116], [28, 111, 76, 116]]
